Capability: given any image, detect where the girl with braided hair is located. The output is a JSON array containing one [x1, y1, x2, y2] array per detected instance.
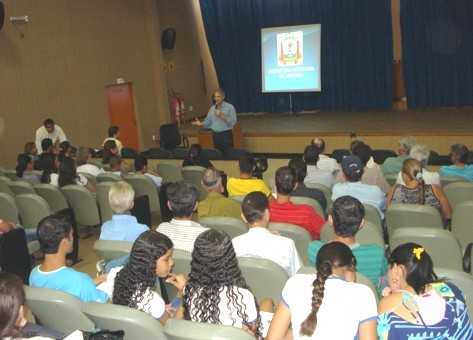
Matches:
[[267, 242, 377, 339], [387, 158, 451, 220], [103, 230, 186, 325], [175, 229, 265, 339], [378, 243, 473, 339]]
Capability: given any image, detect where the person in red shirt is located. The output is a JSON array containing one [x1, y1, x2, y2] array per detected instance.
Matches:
[[269, 166, 325, 240]]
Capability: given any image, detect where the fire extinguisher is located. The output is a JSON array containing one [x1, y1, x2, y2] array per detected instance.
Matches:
[[179, 96, 186, 120], [173, 96, 181, 121]]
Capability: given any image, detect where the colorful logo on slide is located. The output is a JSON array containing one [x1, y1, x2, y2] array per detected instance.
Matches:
[[277, 31, 303, 66]]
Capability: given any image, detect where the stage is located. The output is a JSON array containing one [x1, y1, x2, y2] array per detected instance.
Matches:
[[180, 107, 473, 155]]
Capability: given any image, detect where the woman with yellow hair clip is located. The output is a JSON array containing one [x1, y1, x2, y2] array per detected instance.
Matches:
[[378, 243, 473, 339]]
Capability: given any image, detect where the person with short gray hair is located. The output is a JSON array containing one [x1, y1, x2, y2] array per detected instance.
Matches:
[[198, 168, 242, 219], [396, 144, 440, 185], [99, 181, 149, 243], [440, 143, 473, 181], [382, 135, 416, 175]]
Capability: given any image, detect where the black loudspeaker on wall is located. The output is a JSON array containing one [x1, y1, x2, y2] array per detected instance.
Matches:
[[0, 1, 5, 30], [161, 28, 176, 50]]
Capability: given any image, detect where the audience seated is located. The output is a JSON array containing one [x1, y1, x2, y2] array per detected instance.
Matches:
[[99, 182, 149, 242], [440, 143, 473, 181], [267, 242, 377, 339], [377, 243, 473, 339], [227, 151, 273, 199], [98, 231, 186, 325], [335, 142, 391, 194], [333, 156, 386, 219], [30, 214, 109, 303], [58, 157, 96, 192], [102, 140, 120, 165], [0, 218, 38, 243], [76, 147, 105, 177], [176, 229, 273, 338], [102, 126, 123, 156], [109, 155, 124, 178], [311, 137, 340, 174], [0, 272, 65, 339], [197, 168, 242, 219], [288, 158, 327, 211], [182, 144, 213, 168], [35, 138, 55, 171], [396, 144, 440, 185], [269, 166, 325, 240], [308, 196, 387, 289], [387, 158, 452, 221], [156, 180, 209, 252], [233, 192, 302, 276], [382, 135, 416, 175], [39, 153, 59, 186], [16, 153, 40, 185], [303, 144, 334, 189], [134, 154, 162, 189]]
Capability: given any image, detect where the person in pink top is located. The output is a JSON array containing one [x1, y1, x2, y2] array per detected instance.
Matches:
[[269, 166, 325, 240]]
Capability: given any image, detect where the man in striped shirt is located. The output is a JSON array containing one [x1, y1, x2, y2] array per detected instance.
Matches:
[[269, 166, 325, 240], [156, 180, 209, 252]]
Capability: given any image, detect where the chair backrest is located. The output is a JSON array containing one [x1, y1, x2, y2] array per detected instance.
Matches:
[[451, 200, 473, 252], [171, 148, 189, 159], [131, 195, 152, 228], [434, 267, 473, 313], [268, 222, 311, 265], [0, 192, 20, 223], [121, 147, 138, 159], [181, 166, 207, 201], [226, 148, 249, 160], [238, 256, 289, 305], [8, 181, 36, 196], [290, 196, 326, 219], [296, 266, 379, 303], [372, 149, 397, 164], [3, 169, 18, 181], [34, 183, 69, 213], [164, 318, 254, 340], [303, 183, 332, 210], [330, 149, 350, 163], [148, 147, 173, 159], [96, 182, 114, 223], [61, 185, 101, 226], [362, 203, 384, 234], [385, 203, 443, 238], [163, 249, 192, 300], [97, 173, 122, 183], [384, 173, 398, 187], [201, 148, 223, 160], [78, 172, 98, 186], [198, 216, 249, 239], [89, 159, 104, 169], [0, 175, 15, 197], [229, 195, 246, 205], [125, 174, 160, 214], [92, 239, 132, 260], [389, 227, 464, 271], [159, 123, 183, 151], [82, 301, 167, 340], [156, 162, 183, 183], [0, 228, 32, 283], [16, 193, 52, 230], [443, 182, 473, 210], [24, 285, 95, 334], [440, 175, 467, 188]]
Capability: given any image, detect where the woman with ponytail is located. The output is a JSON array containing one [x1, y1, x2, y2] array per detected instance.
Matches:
[[378, 243, 472, 339], [387, 158, 452, 220], [267, 242, 377, 339]]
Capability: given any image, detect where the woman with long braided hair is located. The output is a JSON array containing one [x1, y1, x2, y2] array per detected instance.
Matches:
[[175, 229, 264, 339], [267, 242, 377, 339], [387, 158, 451, 221]]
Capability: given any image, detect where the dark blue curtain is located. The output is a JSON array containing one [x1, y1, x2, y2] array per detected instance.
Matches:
[[401, 0, 473, 108], [199, 0, 393, 113]]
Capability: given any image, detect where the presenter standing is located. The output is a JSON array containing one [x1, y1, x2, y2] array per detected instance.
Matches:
[[192, 88, 236, 157], [35, 118, 68, 154]]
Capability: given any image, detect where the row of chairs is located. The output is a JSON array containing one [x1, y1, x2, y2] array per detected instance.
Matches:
[[24, 285, 253, 340]]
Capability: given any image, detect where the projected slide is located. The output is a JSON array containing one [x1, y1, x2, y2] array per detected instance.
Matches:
[[261, 24, 321, 92]]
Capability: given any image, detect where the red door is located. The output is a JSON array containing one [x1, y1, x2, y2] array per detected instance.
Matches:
[[105, 83, 140, 151]]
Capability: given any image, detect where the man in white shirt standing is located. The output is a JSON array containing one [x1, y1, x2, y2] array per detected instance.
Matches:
[[35, 118, 68, 154], [232, 191, 302, 276]]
